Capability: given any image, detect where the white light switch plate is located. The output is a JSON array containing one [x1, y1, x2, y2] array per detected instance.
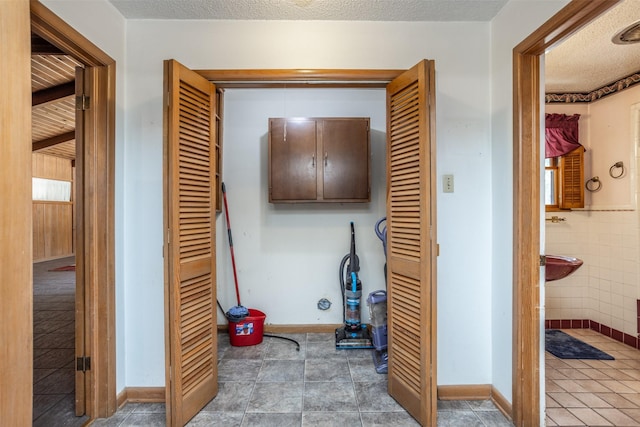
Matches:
[[443, 174, 454, 193]]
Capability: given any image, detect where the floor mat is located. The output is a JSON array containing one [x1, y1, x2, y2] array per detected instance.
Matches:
[[545, 329, 614, 360]]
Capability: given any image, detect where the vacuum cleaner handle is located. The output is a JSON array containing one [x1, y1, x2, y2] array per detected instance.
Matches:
[[349, 221, 359, 274]]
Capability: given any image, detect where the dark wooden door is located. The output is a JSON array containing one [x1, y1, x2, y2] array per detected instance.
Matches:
[[269, 118, 318, 201], [321, 118, 370, 200]]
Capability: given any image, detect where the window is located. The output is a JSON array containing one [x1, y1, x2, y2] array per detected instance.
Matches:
[[545, 158, 559, 207], [32, 177, 71, 202], [545, 147, 584, 210]]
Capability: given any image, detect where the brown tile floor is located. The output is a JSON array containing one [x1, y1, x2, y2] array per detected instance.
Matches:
[[546, 328, 640, 426], [33, 256, 87, 426]]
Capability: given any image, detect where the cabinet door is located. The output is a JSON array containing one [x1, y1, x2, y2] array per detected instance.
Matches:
[[269, 118, 318, 201], [321, 118, 370, 201]]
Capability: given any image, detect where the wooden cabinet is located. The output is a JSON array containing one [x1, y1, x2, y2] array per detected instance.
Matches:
[[268, 117, 370, 203]]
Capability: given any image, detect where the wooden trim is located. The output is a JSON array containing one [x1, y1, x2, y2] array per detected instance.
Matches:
[[116, 389, 127, 410], [437, 384, 513, 423], [33, 200, 73, 205], [30, 0, 114, 67], [512, 50, 541, 427], [33, 253, 75, 263], [196, 69, 405, 89], [511, 1, 620, 426], [515, 0, 619, 55], [1, 1, 33, 424], [31, 0, 117, 420], [491, 385, 513, 422], [437, 385, 491, 401], [117, 387, 166, 408]]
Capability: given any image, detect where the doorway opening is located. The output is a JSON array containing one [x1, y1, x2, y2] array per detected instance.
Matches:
[[512, 1, 622, 425], [30, 0, 117, 421], [541, 1, 640, 424]]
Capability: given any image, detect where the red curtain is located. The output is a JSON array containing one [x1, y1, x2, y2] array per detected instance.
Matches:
[[545, 113, 583, 158]]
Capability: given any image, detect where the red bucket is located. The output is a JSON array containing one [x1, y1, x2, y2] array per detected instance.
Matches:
[[228, 309, 266, 346]]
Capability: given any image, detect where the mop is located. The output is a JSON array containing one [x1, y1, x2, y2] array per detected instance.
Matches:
[[222, 182, 249, 322], [221, 183, 300, 351]]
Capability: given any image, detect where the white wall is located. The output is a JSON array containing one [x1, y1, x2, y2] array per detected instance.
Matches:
[[122, 19, 494, 388], [218, 89, 388, 323], [40, 0, 128, 392], [39, 0, 572, 400], [490, 0, 570, 405]]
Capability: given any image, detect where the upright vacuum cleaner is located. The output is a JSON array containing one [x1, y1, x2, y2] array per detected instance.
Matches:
[[335, 222, 374, 349], [369, 217, 388, 373]]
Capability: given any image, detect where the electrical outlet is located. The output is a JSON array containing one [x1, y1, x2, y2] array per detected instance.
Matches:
[[443, 174, 454, 193]]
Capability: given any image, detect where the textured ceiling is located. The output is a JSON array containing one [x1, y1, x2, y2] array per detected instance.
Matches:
[[545, 0, 640, 93], [108, 0, 508, 21]]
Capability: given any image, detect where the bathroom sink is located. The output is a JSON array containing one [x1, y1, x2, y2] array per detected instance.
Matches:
[[545, 255, 583, 282]]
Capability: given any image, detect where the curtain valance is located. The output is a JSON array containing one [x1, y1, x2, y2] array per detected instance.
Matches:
[[545, 113, 583, 158]]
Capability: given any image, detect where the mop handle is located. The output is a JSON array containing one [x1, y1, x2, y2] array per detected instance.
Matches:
[[222, 183, 241, 306]]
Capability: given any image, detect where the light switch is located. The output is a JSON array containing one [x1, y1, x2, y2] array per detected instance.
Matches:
[[443, 174, 454, 193]]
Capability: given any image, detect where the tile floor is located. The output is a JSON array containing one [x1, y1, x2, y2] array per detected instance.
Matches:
[[34, 258, 512, 426], [33, 256, 87, 426], [93, 331, 512, 427], [546, 328, 640, 426], [31, 258, 640, 426]]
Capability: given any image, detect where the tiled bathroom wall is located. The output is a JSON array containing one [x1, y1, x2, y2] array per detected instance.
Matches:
[[545, 209, 640, 336]]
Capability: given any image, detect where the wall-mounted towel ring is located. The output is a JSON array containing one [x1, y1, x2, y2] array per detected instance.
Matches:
[[585, 176, 602, 192], [609, 161, 625, 179]]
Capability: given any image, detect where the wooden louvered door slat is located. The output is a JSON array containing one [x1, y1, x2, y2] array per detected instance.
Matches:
[[386, 60, 437, 426], [559, 147, 584, 209], [164, 59, 218, 427]]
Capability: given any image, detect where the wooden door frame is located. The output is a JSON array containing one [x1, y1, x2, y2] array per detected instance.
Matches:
[[193, 68, 439, 423], [30, 0, 117, 419], [1, 1, 33, 424], [511, 1, 620, 425]]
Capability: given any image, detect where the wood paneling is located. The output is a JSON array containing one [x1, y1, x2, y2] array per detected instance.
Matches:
[[32, 152, 74, 262], [32, 152, 73, 180], [33, 201, 73, 261], [0, 1, 33, 425], [30, 53, 80, 161]]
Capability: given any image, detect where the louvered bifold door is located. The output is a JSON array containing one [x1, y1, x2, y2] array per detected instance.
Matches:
[[164, 59, 218, 427], [386, 60, 437, 426]]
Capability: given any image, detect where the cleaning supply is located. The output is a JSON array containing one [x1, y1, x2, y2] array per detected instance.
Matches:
[[222, 182, 249, 322], [221, 182, 300, 351], [371, 216, 388, 373], [335, 222, 373, 349]]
